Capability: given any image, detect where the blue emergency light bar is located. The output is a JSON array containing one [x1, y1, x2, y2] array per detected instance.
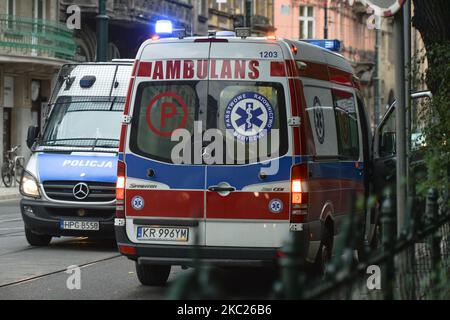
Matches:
[[155, 20, 173, 34], [301, 39, 341, 52]]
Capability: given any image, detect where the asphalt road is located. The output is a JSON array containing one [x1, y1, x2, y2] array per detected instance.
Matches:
[[0, 199, 275, 300]]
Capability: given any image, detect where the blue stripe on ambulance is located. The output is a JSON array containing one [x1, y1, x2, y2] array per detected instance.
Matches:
[[125, 154, 295, 191]]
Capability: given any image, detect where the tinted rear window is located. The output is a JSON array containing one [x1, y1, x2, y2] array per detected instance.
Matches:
[[129, 81, 288, 164]]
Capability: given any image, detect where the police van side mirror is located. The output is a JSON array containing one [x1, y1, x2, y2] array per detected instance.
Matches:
[[26, 126, 39, 149]]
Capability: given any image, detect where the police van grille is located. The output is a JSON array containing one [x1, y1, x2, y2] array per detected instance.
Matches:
[[43, 181, 115, 202]]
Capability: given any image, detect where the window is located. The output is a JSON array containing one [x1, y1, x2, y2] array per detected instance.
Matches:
[[299, 6, 315, 39], [378, 109, 396, 157], [130, 81, 204, 163], [7, 0, 15, 29], [333, 90, 360, 159], [234, 0, 245, 15], [198, 0, 207, 16], [304, 86, 339, 157], [130, 81, 288, 165], [207, 81, 288, 164], [42, 97, 124, 148], [33, 0, 46, 20], [33, 0, 46, 33]]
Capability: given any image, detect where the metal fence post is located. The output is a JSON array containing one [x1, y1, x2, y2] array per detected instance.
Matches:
[[278, 231, 305, 299], [425, 188, 440, 298], [381, 189, 395, 300]]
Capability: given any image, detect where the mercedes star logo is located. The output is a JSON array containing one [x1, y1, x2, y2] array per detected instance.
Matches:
[[73, 182, 89, 200]]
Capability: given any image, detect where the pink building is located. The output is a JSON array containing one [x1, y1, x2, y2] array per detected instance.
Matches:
[[274, 0, 376, 65]]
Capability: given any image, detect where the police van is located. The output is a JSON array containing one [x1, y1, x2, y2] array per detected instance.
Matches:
[[20, 60, 133, 246], [115, 24, 372, 285]]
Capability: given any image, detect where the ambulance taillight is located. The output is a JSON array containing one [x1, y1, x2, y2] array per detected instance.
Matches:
[[290, 164, 309, 223], [116, 160, 126, 218]]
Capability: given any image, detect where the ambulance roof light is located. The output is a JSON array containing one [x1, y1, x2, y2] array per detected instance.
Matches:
[[235, 27, 251, 39], [301, 39, 341, 52], [216, 30, 236, 37], [155, 20, 173, 34]]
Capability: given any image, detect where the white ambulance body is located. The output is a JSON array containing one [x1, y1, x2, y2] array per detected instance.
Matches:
[[115, 30, 371, 286]]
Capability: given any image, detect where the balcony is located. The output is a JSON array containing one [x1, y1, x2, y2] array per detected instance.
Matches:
[[0, 14, 77, 61]]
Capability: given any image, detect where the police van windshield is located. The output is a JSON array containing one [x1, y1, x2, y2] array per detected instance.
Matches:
[[41, 96, 124, 149], [129, 81, 288, 164]]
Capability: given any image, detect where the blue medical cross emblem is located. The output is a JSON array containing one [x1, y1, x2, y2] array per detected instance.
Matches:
[[132, 196, 144, 210], [234, 102, 264, 131], [269, 199, 283, 213]]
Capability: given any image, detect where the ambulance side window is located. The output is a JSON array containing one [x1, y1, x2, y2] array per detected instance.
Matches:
[[304, 86, 339, 157], [333, 90, 360, 160]]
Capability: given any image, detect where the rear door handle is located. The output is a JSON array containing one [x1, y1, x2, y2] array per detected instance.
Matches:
[[208, 186, 236, 192]]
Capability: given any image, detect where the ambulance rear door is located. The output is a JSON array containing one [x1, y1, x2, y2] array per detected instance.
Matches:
[[204, 40, 293, 248]]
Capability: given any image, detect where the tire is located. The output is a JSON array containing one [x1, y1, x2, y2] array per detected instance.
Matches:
[[1, 164, 12, 187], [25, 227, 52, 246], [314, 226, 333, 276], [135, 263, 171, 286]]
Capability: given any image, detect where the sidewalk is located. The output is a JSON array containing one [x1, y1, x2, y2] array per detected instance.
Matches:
[[0, 185, 20, 201]]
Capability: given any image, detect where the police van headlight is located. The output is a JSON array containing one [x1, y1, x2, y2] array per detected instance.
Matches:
[[20, 171, 41, 198]]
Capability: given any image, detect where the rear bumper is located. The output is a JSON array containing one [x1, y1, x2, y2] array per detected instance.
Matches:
[[115, 222, 310, 267], [21, 198, 115, 238]]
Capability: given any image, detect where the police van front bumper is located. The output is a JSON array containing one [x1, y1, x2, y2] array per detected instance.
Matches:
[[21, 199, 115, 238], [115, 223, 310, 267]]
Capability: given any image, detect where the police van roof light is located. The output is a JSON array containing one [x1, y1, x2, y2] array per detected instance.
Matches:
[[155, 20, 173, 34], [235, 27, 251, 39], [302, 39, 341, 52], [80, 75, 96, 88]]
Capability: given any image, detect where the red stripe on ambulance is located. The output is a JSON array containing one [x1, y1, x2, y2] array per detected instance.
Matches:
[[206, 192, 290, 220], [126, 190, 204, 218]]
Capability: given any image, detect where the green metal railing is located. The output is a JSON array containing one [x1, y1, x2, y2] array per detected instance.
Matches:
[[168, 188, 450, 300], [0, 14, 76, 60]]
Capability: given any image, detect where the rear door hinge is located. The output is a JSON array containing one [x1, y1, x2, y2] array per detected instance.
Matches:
[[288, 116, 301, 127], [123, 115, 132, 124]]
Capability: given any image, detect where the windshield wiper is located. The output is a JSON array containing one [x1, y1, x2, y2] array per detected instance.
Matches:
[[42, 138, 119, 148]]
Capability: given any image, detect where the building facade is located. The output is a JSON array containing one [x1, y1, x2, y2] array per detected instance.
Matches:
[[0, 0, 76, 165], [208, 0, 275, 35], [61, 0, 197, 63]]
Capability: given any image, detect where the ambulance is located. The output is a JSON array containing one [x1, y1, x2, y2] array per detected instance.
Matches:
[[20, 60, 133, 245], [115, 24, 372, 286]]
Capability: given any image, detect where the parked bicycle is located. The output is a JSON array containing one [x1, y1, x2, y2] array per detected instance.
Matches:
[[2, 145, 24, 187]]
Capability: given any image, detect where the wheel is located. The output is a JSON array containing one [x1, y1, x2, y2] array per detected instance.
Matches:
[[1, 164, 12, 187], [314, 226, 333, 276], [135, 263, 171, 286], [25, 227, 52, 246]]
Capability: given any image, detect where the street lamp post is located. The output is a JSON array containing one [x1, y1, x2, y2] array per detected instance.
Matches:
[[96, 0, 109, 62]]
